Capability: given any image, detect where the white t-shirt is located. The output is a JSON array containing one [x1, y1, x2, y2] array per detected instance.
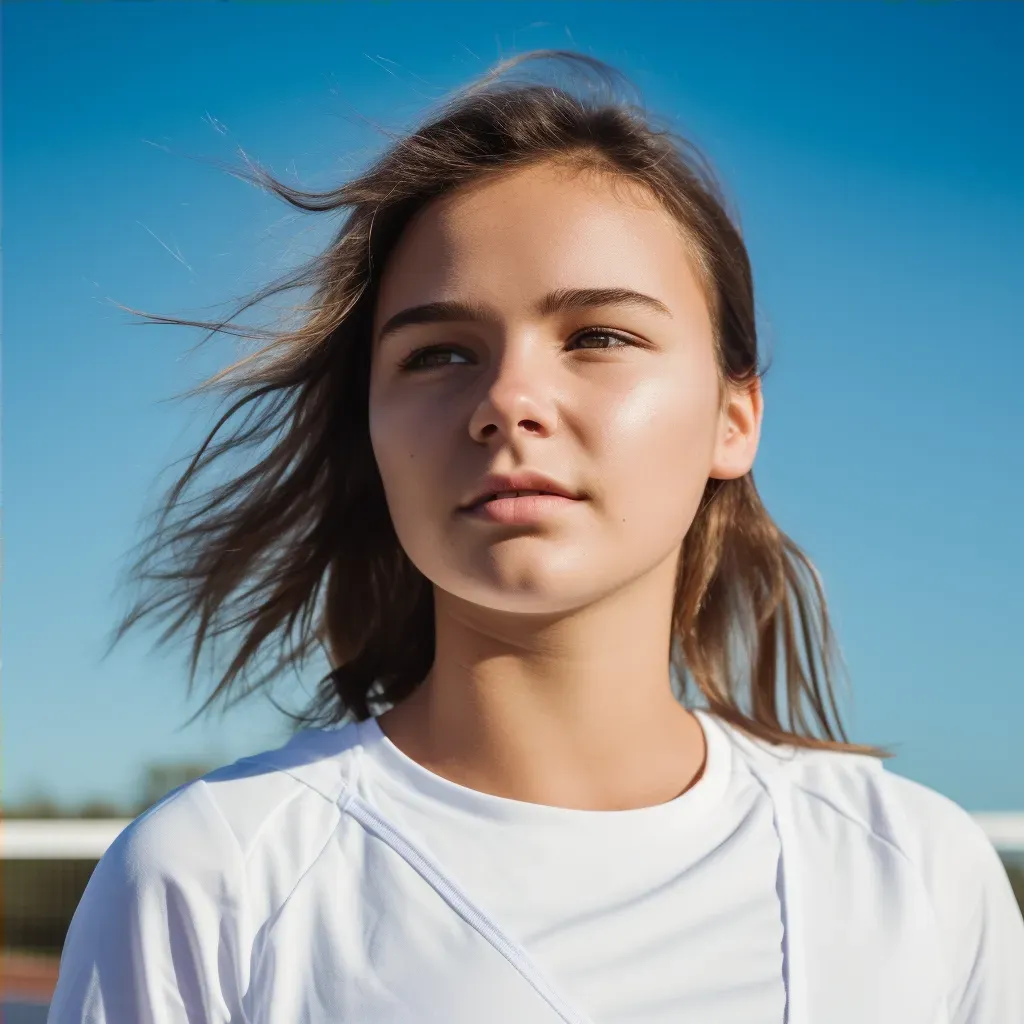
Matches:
[[359, 709, 785, 1021], [48, 710, 1024, 1024]]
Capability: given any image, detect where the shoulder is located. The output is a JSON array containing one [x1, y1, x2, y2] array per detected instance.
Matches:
[[99, 720, 366, 905], [785, 744, 1009, 908], [719, 718, 1024, 1020], [52, 722, 369, 1018], [793, 745, 1003, 888], [800, 752, 1024, 1020], [713, 715, 994, 860]]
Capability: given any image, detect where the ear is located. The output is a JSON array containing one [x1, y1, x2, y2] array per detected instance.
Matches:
[[709, 377, 763, 481]]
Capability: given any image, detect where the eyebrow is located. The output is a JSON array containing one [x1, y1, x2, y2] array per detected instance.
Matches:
[[375, 286, 673, 345]]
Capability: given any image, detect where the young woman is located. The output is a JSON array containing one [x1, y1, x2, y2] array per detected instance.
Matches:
[[49, 51, 1022, 1024]]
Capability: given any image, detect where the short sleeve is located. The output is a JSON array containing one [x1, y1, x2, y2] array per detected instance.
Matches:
[[887, 773, 1024, 1023], [47, 781, 249, 1024]]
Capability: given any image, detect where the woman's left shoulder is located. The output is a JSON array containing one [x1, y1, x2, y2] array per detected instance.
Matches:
[[783, 745, 1021, 941], [719, 718, 1006, 872], [788, 747, 1024, 1019], [789, 744, 996, 863], [715, 716, 1024, 1018], [863, 764, 998, 861], [758, 739, 990, 857]]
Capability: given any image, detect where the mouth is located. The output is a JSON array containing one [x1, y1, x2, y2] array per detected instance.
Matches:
[[458, 489, 584, 526], [460, 471, 582, 512], [466, 488, 570, 511]]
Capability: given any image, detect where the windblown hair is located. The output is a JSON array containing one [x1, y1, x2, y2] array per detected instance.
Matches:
[[111, 50, 879, 754]]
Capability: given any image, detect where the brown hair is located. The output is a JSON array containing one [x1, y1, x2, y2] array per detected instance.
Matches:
[[110, 50, 880, 755]]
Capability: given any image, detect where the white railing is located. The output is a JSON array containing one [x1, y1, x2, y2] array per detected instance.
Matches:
[[3, 819, 135, 859], [971, 813, 1024, 854], [4, 814, 1024, 858]]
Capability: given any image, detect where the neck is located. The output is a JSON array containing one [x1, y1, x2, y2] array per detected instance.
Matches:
[[377, 553, 706, 811]]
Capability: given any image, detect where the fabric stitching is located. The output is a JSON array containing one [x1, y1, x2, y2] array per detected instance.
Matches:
[[247, 813, 345, 1018], [340, 789, 596, 1024], [195, 780, 256, 1024]]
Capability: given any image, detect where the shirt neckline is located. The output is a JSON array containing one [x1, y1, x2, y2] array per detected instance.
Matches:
[[357, 708, 734, 833]]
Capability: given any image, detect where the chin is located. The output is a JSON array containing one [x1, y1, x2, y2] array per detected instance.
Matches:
[[464, 583, 595, 616], [433, 555, 610, 616]]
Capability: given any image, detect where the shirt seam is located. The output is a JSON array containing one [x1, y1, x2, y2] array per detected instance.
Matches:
[[195, 779, 256, 1024], [239, 785, 307, 867], [243, 752, 358, 1015], [786, 777, 951, 1015], [341, 789, 595, 1024], [248, 812, 345, 1003]]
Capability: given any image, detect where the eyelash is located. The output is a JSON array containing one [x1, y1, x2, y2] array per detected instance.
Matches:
[[397, 328, 637, 372]]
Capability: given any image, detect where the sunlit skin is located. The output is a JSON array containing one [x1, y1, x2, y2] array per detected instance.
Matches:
[[370, 161, 762, 811]]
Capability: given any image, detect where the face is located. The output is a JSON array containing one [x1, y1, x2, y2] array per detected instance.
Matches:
[[369, 161, 761, 615]]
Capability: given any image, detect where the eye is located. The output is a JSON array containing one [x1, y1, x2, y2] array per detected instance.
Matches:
[[568, 328, 636, 351], [398, 346, 473, 372]]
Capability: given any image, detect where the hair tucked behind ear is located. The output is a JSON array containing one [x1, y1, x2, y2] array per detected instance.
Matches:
[[109, 49, 881, 755]]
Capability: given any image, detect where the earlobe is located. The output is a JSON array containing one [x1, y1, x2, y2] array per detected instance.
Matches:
[[708, 379, 763, 481]]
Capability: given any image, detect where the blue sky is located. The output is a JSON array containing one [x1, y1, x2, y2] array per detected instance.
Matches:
[[4, 1, 1022, 812]]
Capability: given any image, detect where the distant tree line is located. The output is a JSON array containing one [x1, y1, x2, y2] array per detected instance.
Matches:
[[3, 761, 219, 820]]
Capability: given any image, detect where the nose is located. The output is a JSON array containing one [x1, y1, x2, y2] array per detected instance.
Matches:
[[467, 341, 558, 445]]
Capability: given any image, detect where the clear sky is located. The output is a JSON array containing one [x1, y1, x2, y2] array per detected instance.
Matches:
[[4, 1, 1022, 812]]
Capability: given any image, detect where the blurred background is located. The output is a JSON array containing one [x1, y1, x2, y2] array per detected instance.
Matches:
[[3, 1, 1022, 1018]]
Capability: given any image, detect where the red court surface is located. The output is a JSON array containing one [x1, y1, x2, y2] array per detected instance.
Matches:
[[1, 953, 59, 1003]]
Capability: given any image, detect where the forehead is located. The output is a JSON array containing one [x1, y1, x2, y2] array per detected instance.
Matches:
[[374, 162, 707, 326]]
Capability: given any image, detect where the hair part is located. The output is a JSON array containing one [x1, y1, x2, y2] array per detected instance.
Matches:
[[109, 49, 882, 756]]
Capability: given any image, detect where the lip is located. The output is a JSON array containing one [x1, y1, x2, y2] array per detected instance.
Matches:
[[459, 471, 583, 512], [460, 492, 582, 525]]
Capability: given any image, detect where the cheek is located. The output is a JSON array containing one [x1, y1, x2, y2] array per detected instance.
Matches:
[[594, 370, 719, 529], [371, 409, 414, 498], [369, 392, 452, 524]]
